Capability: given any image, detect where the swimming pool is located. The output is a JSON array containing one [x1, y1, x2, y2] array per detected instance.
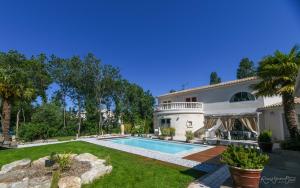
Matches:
[[109, 137, 207, 154]]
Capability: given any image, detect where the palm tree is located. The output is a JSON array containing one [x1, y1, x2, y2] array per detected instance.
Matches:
[[0, 51, 51, 141], [254, 46, 300, 139]]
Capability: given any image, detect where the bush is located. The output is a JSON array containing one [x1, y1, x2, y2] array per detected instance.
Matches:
[[161, 128, 170, 137], [280, 138, 300, 151], [169, 127, 176, 139], [124, 123, 133, 134], [18, 123, 50, 142], [185, 131, 194, 142], [258, 130, 272, 143], [221, 145, 269, 169], [53, 152, 73, 171]]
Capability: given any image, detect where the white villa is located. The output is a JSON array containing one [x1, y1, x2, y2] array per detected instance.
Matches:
[[153, 77, 299, 141]]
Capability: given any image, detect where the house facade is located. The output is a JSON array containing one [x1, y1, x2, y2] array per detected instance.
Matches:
[[153, 77, 283, 141]]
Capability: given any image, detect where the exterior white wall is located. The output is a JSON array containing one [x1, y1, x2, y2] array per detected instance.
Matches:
[[260, 105, 300, 141], [154, 112, 204, 141], [263, 96, 282, 106], [158, 80, 260, 104], [154, 78, 285, 140]]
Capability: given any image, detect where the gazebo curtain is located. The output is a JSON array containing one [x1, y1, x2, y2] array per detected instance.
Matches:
[[204, 118, 218, 129], [220, 118, 234, 131], [239, 117, 258, 133]]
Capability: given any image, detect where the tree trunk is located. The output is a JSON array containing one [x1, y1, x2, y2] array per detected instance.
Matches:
[[22, 108, 25, 124], [98, 98, 103, 135], [16, 109, 21, 139], [63, 94, 66, 129], [1, 99, 12, 141], [282, 93, 299, 139], [77, 98, 82, 138], [63, 106, 66, 129]]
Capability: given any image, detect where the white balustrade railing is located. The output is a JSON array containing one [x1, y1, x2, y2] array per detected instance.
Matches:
[[156, 102, 203, 111]]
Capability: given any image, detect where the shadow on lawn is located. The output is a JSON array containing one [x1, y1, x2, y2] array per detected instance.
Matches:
[[180, 167, 206, 179]]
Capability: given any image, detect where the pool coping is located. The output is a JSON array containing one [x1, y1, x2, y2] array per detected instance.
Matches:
[[79, 137, 219, 173], [108, 137, 215, 157]]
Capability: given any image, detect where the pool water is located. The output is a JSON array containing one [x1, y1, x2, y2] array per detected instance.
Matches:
[[110, 137, 203, 154]]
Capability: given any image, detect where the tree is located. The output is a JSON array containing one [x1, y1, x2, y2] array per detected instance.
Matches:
[[0, 51, 51, 141], [253, 46, 300, 139], [95, 64, 121, 135], [67, 56, 85, 137], [237, 58, 256, 79], [210, 72, 221, 85], [115, 80, 155, 134], [49, 56, 70, 129]]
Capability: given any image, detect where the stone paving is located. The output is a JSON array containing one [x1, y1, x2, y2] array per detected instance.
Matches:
[[18, 140, 74, 148], [80, 138, 219, 173], [188, 165, 230, 188]]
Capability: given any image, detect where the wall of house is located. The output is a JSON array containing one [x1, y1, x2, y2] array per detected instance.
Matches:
[[260, 105, 300, 141], [158, 80, 260, 104], [153, 112, 204, 141]]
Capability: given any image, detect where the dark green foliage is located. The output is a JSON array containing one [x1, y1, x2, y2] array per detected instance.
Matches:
[[258, 130, 272, 143], [236, 58, 256, 79], [18, 123, 50, 142], [221, 145, 269, 169], [31, 103, 62, 129], [209, 72, 221, 85], [280, 138, 300, 151]]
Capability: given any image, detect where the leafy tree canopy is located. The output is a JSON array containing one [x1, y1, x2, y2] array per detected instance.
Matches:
[[237, 58, 256, 79], [209, 71, 221, 85]]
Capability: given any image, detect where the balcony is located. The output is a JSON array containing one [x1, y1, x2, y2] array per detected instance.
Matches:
[[155, 102, 203, 114]]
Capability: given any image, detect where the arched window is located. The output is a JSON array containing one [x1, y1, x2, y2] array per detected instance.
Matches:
[[230, 92, 255, 102]]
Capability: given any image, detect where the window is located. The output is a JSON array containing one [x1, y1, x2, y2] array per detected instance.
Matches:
[[186, 121, 193, 128], [185, 97, 197, 102], [160, 118, 171, 128], [230, 92, 255, 102]]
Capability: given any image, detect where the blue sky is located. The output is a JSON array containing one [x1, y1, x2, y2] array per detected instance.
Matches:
[[0, 0, 300, 98]]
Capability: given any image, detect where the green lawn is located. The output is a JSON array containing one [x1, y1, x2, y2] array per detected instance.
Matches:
[[0, 141, 203, 188]]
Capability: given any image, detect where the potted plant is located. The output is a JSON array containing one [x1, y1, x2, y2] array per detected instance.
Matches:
[[258, 130, 273, 153], [160, 128, 170, 140], [221, 145, 269, 188], [185, 131, 194, 143], [169, 128, 176, 140]]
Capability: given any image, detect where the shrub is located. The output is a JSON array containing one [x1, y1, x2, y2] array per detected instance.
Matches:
[[169, 127, 176, 139], [258, 130, 272, 143], [185, 131, 194, 142], [104, 155, 111, 166], [18, 123, 50, 142], [124, 123, 133, 134], [280, 138, 300, 151], [161, 128, 170, 137], [53, 152, 73, 171], [221, 145, 269, 169]]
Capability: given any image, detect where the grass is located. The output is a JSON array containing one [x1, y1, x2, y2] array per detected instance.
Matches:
[[0, 141, 203, 188]]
